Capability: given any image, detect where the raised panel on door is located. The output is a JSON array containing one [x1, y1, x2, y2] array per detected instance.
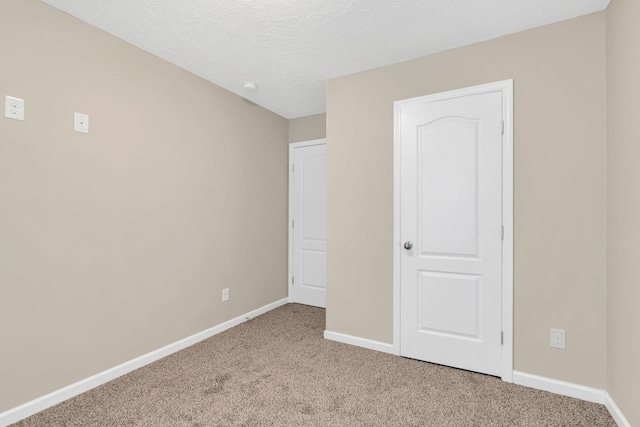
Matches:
[[417, 271, 480, 339], [289, 141, 326, 308], [301, 250, 326, 290], [399, 89, 503, 377], [418, 117, 480, 258]]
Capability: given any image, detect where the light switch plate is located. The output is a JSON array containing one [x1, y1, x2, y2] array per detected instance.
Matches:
[[74, 112, 89, 134], [5, 96, 25, 121]]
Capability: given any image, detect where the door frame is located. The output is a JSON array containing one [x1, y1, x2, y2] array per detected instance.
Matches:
[[288, 138, 327, 304], [392, 80, 514, 382]]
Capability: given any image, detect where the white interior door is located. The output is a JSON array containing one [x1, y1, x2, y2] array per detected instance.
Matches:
[[289, 140, 326, 308], [396, 84, 507, 377]]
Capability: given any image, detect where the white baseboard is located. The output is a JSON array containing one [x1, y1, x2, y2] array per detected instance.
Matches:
[[605, 392, 632, 427], [0, 298, 288, 427], [513, 371, 605, 404], [323, 330, 394, 354]]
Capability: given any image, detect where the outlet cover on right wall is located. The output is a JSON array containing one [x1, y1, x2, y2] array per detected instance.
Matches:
[[550, 328, 566, 349]]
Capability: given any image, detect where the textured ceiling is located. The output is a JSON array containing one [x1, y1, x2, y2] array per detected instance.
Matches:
[[40, 0, 610, 119]]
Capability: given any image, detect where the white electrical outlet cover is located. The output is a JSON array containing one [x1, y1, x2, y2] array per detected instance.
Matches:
[[5, 96, 25, 121], [550, 328, 566, 349], [74, 112, 89, 134]]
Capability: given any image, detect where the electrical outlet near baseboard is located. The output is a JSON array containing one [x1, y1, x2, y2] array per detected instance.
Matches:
[[222, 288, 229, 302], [550, 329, 566, 349], [5, 95, 25, 121]]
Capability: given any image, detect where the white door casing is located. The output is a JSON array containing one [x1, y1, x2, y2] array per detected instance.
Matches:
[[393, 80, 513, 381], [288, 139, 327, 308]]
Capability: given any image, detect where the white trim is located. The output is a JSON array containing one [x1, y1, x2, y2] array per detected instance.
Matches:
[[392, 101, 402, 356], [500, 80, 514, 383], [288, 138, 326, 306], [324, 330, 394, 354], [605, 392, 632, 427], [392, 80, 515, 381], [512, 371, 605, 404], [0, 298, 288, 427], [289, 138, 326, 149]]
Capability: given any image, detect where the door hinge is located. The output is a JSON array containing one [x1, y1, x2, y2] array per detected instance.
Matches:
[[501, 331, 504, 345], [292, 164, 295, 172], [292, 220, 295, 229], [501, 120, 505, 135], [501, 225, 504, 240], [292, 276, 295, 285]]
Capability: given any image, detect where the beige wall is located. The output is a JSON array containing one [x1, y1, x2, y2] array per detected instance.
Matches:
[[288, 113, 326, 143], [0, 1, 288, 412], [326, 13, 607, 388], [607, 0, 640, 425]]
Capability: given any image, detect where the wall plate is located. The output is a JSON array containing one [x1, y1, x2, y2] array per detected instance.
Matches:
[[5, 96, 25, 121]]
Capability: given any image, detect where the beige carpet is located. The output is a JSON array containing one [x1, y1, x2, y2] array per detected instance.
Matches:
[[14, 304, 615, 426]]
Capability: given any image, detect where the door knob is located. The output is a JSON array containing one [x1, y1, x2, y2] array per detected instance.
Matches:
[[404, 241, 413, 250]]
